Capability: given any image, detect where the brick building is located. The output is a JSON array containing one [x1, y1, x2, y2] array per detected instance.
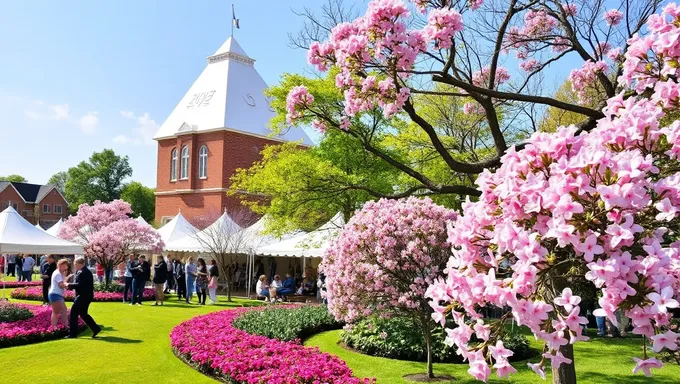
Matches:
[[0, 181, 69, 228], [153, 37, 312, 226]]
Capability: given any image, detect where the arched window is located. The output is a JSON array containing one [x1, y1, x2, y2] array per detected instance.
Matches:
[[198, 145, 208, 179], [170, 148, 178, 181], [180, 145, 189, 179]]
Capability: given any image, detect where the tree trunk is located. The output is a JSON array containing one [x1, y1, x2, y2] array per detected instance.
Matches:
[[423, 320, 434, 379], [226, 278, 232, 302], [552, 344, 577, 384], [104, 267, 112, 289]]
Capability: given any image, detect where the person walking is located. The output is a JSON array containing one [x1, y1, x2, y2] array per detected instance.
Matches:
[[66, 257, 101, 338], [7, 254, 16, 277], [208, 260, 219, 304], [195, 258, 208, 306], [22, 254, 35, 282], [153, 257, 167, 306], [175, 259, 186, 301], [164, 256, 174, 294], [185, 257, 197, 304], [123, 254, 135, 303], [40, 255, 57, 305], [49, 259, 69, 327]]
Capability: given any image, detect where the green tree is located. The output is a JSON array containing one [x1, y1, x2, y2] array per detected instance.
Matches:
[[65, 149, 132, 211], [120, 181, 156, 224], [47, 171, 68, 193], [0, 174, 27, 182]]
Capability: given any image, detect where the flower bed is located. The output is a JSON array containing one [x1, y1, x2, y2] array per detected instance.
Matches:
[[10, 287, 155, 302], [0, 303, 84, 348], [171, 306, 374, 384], [1, 281, 42, 289], [232, 304, 340, 341]]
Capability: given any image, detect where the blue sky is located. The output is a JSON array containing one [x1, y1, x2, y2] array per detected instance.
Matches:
[[0, 0, 332, 187]]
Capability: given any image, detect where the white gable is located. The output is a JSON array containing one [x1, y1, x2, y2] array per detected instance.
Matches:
[[153, 37, 312, 145]]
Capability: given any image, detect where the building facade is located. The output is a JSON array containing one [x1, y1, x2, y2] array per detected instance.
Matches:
[[0, 181, 69, 228], [153, 37, 311, 226]]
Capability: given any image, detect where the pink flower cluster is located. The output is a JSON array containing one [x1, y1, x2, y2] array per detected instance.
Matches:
[[426, 6, 680, 380], [0, 303, 84, 348], [285, 85, 315, 124], [11, 287, 155, 302], [603, 9, 624, 26], [472, 66, 511, 88], [170, 307, 373, 384], [568, 60, 608, 103], [620, 4, 680, 93], [322, 197, 457, 323], [423, 8, 463, 49], [0, 281, 42, 289]]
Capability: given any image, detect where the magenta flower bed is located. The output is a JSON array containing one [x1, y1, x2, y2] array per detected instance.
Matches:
[[0, 303, 84, 348], [1, 281, 42, 289], [171, 307, 374, 384], [10, 287, 155, 302]]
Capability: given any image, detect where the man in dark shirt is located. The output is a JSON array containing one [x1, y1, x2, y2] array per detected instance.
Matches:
[[40, 255, 57, 305], [67, 257, 101, 338], [131, 255, 150, 305], [175, 260, 186, 301]]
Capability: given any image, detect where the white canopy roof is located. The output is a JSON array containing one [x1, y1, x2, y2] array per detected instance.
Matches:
[[153, 36, 312, 145], [255, 213, 345, 258], [157, 212, 199, 246], [34, 223, 44, 231], [0, 207, 83, 254], [45, 219, 65, 237], [164, 211, 242, 253]]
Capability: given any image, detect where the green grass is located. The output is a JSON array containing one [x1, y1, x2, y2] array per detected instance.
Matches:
[[0, 288, 259, 384], [304, 329, 680, 383]]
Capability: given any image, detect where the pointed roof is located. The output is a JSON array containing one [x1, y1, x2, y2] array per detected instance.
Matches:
[[255, 213, 345, 258], [153, 36, 312, 145], [0, 207, 83, 254], [35, 223, 44, 231], [45, 218, 65, 237], [157, 213, 198, 244], [165, 211, 243, 252]]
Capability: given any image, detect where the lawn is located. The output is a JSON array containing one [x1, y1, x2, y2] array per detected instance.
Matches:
[[305, 330, 680, 384], [3, 287, 680, 384], [0, 288, 258, 384]]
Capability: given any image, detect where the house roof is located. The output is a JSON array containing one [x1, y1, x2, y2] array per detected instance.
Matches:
[[152, 36, 312, 145], [0, 182, 65, 204]]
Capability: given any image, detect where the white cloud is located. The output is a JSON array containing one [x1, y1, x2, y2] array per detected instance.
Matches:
[[49, 104, 70, 120], [24, 110, 42, 120], [117, 110, 159, 146], [79, 111, 99, 134]]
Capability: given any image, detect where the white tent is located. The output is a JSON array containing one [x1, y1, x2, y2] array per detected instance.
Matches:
[[157, 212, 198, 245], [34, 223, 44, 231], [45, 219, 65, 237], [0, 207, 83, 254], [255, 212, 345, 258], [164, 210, 242, 252], [135, 216, 153, 228]]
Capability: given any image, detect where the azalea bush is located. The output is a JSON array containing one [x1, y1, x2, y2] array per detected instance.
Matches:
[[424, 5, 680, 383], [171, 307, 374, 384], [322, 196, 456, 378], [0, 302, 33, 323], [341, 316, 534, 363], [232, 305, 339, 342], [10, 287, 154, 302], [0, 303, 84, 348]]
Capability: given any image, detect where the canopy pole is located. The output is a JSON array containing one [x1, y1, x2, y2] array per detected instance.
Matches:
[[2, 254, 6, 300], [302, 255, 306, 274]]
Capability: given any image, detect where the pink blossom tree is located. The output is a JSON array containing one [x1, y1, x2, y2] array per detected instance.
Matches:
[[424, 5, 680, 383], [322, 197, 457, 378], [60, 200, 164, 287]]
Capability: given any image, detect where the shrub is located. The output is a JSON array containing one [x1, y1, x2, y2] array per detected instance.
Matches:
[[94, 281, 124, 293], [341, 316, 535, 363], [232, 305, 339, 341], [0, 303, 84, 348], [0, 302, 33, 323], [170, 306, 373, 384]]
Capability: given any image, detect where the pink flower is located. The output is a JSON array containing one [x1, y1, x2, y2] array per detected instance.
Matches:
[[575, 234, 604, 262], [423, 8, 463, 49], [655, 198, 678, 221], [647, 287, 679, 314], [604, 9, 624, 26], [527, 362, 546, 380], [554, 288, 581, 312], [632, 357, 663, 376], [651, 330, 679, 352]]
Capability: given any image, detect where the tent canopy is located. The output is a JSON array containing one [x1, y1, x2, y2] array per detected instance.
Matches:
[[255, 212, 345, 258], [165, 211, 242, 253], [0, 207, 83, 254], [157, 212, 199, 246], [45, 218, 65, 237]]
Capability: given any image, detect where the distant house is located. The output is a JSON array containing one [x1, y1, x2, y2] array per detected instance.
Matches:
[[0, 181, 69, 228]]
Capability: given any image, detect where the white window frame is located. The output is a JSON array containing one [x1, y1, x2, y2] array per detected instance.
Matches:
[[42, 203, 51, 213], [170, 148, 178, 182], [180, 145, 189, 180], [198, 145, 208, 179], [54, 204, 63, 214]]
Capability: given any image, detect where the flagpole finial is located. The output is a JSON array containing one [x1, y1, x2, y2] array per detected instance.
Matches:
[[231, 3, 240, 37]]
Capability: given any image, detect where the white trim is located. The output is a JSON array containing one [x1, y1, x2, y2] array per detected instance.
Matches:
[[42, 203, 51, 213], [170, 147, 178, 182], [198, 145, 208, 179], [155, 187, 230, 196], [180, 145, 190, 180], [153, 126, 311, 148]]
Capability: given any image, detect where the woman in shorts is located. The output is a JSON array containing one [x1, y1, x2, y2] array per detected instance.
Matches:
[[49, 259, 69, 327]]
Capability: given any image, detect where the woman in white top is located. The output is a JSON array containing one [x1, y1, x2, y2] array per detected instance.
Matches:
[[49, 259, 69, 327], [255, 275, 271, 301]]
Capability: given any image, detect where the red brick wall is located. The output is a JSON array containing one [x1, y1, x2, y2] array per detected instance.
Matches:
[[0, 186, 32, 222], [154, 130, 286, 226], [37, 189, 69, 227]]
